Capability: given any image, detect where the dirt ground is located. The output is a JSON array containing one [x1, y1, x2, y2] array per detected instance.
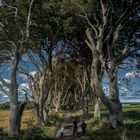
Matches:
[[56, 112, 91, 140]]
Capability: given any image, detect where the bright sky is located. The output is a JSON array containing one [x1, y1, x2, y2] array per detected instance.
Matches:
[[0, 61, 140, 103], [102, 69, 140, 103]]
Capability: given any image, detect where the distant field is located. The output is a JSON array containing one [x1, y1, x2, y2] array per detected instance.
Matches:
[[0, 109, 63, 139], [0, 104, 140, 138], [0, 110, 35, 131]]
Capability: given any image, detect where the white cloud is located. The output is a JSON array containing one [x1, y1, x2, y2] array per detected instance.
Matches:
[[120, 86, 128, 92], [18, 73, 28, 81], [103, 86, 109, 91], [30, 71, 37, 76], [19, 83, 29, 88], [3, 78, 11, 83], [125, 71, 140, 78]]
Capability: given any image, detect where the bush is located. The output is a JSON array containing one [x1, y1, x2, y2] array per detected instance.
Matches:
[[20, 125, 47, 140], [0, 102, 10, 109], [0, 102, 33, 110]]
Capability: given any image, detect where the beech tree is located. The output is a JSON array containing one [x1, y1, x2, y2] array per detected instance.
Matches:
[[79, 0, 140, 127], [51, 63, 70, 112], [17, 0, 72, 123], [75, 65, 89, 117], [0, 0, 34, 136]]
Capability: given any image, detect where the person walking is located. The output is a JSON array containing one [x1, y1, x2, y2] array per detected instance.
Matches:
[[0, 128, 3, 140], [80, 120, 87, 135], [73, 119, 78, 136], [60, 125, 64, 139]]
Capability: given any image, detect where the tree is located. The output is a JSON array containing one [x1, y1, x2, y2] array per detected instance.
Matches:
[[18, 0, 69, 123], [51, 62, 70, 112], [24, 43, 53, 124], [0, 0, 33, 136], [25, 0, 92, 116], [76, 65, 89, 117], [80, 0, 140, 128]]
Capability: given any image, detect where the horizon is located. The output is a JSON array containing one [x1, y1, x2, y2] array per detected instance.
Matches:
[[0, 67, 140, 103]]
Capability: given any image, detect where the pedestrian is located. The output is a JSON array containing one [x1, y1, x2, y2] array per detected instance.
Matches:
[[80, 120, 87, 135], [73, 119, 78, 136], [0, 128, 3, 140], [60, 125, 64, 139]]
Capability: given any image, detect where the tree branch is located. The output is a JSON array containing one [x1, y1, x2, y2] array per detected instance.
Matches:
[[0, 84, 9, 96], [25, 0, 34, 41], [0, 76, 10, 88], [85, 28, 96, 51], [3, 1, 18, 17], [76, 3, 99, 36]]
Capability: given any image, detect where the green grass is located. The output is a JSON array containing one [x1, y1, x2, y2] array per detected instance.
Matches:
[[0, 110, 35, 131], [43, 126, 57, 139], [0, 110, 64, 140], [74, 104, 140, 140], [1, 105, 140, 140]]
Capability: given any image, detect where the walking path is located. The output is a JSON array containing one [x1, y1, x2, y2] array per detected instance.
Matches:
[[55, 112, 91, 140]]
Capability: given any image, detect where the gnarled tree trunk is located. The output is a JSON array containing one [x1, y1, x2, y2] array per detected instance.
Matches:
[[9, 100, 19, 137], [9, 89, 27, 136], [108, 67, 123, 128], [90, 53, 123, 128], [94, 98, 100, 120], [81, 94, 88, 118]]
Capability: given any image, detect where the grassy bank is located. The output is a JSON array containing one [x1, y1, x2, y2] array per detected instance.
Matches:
[[75, 104, 140, 140], [0, 110, 35, 131], [0, 105, 139, 140], [0, 110, 64, 140]]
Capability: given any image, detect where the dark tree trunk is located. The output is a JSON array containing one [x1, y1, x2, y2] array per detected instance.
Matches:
[[18, 102, 27, 131], [0, 128, 3, 140]]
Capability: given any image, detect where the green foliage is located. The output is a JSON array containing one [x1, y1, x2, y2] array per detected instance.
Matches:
[[123, 104, 140, 121], [73, 104, 140, 140], [0, 102, 33, 110], [20, 125, 47, 140], [0, 0, 31, 62], [47, 112, 64, 125], [43, 126, 57, 140], [0, 102, 10, 109], [3, 124, 57, 140]]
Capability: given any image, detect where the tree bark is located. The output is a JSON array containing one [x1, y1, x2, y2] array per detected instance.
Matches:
[[90, 53, 123, 128], [108, 67, 123, 128], [94, 98, 100, 120], [18, 102, 27, 132], [9, 90, 26, 136], [38, 98, 44, 124], [81, 94, 88, 118], [43, 106, 48, 123], [9, 97, 19, 137]]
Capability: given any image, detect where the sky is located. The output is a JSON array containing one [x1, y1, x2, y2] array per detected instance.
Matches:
[[0, 59, 140, 103], [102, 68, 140, 103]]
